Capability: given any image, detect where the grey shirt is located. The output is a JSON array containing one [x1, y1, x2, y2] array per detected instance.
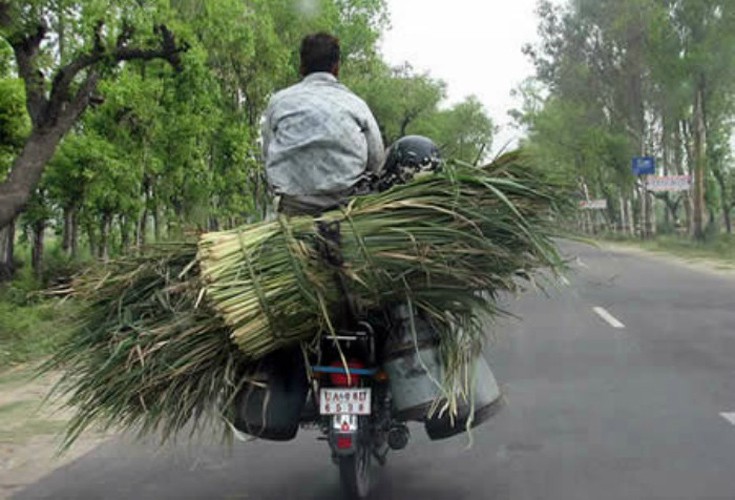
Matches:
[[262, 72, 384, 213]]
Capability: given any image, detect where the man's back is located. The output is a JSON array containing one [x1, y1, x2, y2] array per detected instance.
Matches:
[[263, 72, 383, 201], [261, 33, 383, 215]]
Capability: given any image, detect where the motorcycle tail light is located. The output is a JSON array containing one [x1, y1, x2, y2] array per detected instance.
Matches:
[[329, 360, 364, 387], [337, 435, 353, 449]]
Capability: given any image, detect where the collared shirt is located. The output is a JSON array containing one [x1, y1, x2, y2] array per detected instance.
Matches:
[[261, 72, 385, 213]]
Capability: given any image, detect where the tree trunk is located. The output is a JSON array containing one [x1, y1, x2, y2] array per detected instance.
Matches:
[[636, 194, 646, 238], [70, 209, 78, 258], [682, 193, 692, 235], [662, 128, 670, 229], [209, 216, 220, 232], [0, 127, 68, 229], [642, 178, 655, 238], [675, 121, 691, 234], [30, 218, 45, 278], [87, 223, 96, 259], [57, 2, 66, 63], [62, 206, 72, 254], [692, 84, 707, 240], [153, 207, 161, 242], [62, 205, 78, 255], [0, 218, 16, 281], [650, 193, 657, 235], [399, 115, 411, 138], [713, 170, 732, 235], [99, 213, 112, 262], [660, 195, 680, 227], [120, 215, 131, 253], [138, 207, 148, 248]]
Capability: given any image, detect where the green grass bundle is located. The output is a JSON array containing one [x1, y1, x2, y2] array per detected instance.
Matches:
[[43, 244, 251, 448], [45, 151, 572, 447], [199, 152, 571, 360]]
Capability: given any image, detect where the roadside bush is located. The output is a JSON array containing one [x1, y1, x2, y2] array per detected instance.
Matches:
[[0, 299, 77, 367]]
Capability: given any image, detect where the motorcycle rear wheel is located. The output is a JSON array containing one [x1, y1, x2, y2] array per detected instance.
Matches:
[[339, 444, 372, 499]]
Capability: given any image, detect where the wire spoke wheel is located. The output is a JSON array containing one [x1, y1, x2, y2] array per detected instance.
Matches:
[[339, 442, 372, 499]]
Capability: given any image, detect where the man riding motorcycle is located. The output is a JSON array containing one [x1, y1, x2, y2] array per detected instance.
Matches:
[[254, 32, 483, 500], [261, 32, 442, 213], [261, 32, 385, 216]]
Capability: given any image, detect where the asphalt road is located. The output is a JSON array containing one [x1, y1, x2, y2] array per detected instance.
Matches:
[[13, 242, 735, 500]]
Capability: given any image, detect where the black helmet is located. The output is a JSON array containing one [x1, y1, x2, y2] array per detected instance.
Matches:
[[374, 135, 442, 192]]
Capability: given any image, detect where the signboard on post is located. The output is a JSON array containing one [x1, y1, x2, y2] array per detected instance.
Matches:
[[632, 157, 656, 176], [646, 175, 691, 193], [579, 199, 608, 210]]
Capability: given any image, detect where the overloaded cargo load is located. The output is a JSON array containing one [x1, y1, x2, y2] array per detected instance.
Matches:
[[44, 150, 572, 448]]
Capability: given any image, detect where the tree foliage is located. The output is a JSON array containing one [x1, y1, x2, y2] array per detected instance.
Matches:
[[517, 0, 735, 238], [0, 0, 495, 279]]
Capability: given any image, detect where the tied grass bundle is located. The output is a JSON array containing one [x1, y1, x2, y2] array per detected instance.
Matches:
[[42, 244, 251, 449], [46, 151, 572, 447], [199, 151, 572, 360]]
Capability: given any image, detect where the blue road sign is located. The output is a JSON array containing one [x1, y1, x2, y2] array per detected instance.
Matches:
[[632, 157, 656, 176]]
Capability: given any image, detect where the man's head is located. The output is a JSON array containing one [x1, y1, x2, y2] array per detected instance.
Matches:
[[300, 33, 341, 77]]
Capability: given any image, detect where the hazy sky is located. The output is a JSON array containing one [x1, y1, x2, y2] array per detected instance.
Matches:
[[380, 1, 547, 153]]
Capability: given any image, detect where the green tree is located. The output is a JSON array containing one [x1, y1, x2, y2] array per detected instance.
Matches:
[[349, 62, 446, 144], [0, 75, 29, 277], [0, 0, 187, 230], [0, 0, 496, 282], [519, 0, 735, 238], [419, 96, 495, 164]]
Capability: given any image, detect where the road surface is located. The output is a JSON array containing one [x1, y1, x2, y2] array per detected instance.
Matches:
[[13, 242, 735, 499]]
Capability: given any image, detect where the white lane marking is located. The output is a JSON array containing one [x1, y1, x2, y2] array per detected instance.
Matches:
[[593, 307, 625, 329], [720, 413, 735, 426]]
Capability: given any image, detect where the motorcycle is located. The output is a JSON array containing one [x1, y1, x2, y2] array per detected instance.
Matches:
[[307, 318, 409, 499], [234, 308, 502, 500]]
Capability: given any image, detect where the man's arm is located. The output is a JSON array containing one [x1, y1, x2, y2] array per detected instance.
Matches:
[[363, 110, 385, 175]]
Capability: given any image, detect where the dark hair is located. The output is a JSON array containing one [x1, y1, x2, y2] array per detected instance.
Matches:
[[300, 33, 340, 75]]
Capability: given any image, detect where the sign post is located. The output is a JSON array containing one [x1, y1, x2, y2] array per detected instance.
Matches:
[[632, 157, 656, 176], [632, 157, 656, 237], [646, 175, 692, 193], [579, 199, 608, 210]]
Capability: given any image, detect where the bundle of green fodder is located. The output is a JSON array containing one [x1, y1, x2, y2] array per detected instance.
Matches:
[[45, 151, 572, 447], [199, 151, 571, 360], [43, 243, 250, 448]]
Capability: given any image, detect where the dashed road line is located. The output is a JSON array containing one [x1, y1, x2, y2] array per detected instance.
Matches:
[[720, 413, 735, 426], [593, 306, 625, 329]]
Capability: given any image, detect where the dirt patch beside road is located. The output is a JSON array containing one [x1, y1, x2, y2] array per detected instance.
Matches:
[[0, 366, 111, 499]]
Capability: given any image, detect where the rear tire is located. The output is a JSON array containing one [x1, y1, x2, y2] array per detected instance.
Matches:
[[339, 443, 372, 499]]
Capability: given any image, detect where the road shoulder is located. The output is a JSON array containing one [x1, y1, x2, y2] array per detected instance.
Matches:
[[0, 367, 111, 500], [598, 241, 735, 279]]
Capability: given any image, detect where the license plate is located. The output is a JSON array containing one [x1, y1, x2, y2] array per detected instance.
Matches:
[[333, 414, 358, 432], [319, 388, 371, 415]]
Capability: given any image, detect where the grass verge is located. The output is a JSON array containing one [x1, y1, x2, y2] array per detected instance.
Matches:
[[0, 295, 79, 368], [598, 233, 735, 268]]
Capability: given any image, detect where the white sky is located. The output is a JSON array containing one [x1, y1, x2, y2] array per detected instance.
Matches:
[[380, 0, 547, 154]]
